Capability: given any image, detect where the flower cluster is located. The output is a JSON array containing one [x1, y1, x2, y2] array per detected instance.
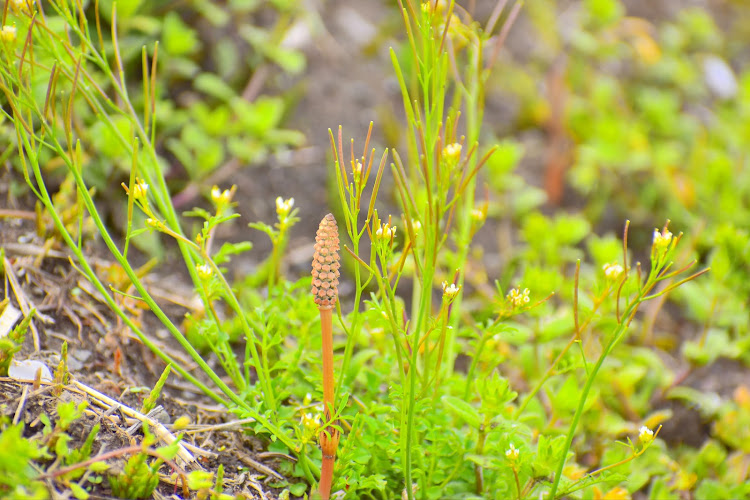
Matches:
[[196, 263, 213, 281], [210, 186, 236, 214], [639, 425, 655, 445], [505, 443, 519, 461], [0, 26, 16, 43], [300, 412, 321, 432], [471, 207, 486, 223], [652, 228, 672, 250], [443, 142, 462, 163], [10, 0, 33, 14], [275, 196, 294, 217], [442, 281, 461, 299], [507, 287, 530, 308], [602, 262, 624, 281], [131, 178, 149, 201], [375, 221, 397, 240]]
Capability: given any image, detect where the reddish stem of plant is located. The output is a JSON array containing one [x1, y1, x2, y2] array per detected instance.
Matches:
[[319, 447, 335, 500], [311, 214, 341, 499], [321, 307, 335, 417]]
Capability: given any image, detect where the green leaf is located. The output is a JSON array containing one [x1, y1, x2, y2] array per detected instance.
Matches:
[[213, 241, 253, 265], [70, 482, 89, 499], [289, 482, 307, 496], [195, 73, 237, 103], [442, 396, 481, 428], [163, 12, 200, 56], [187, 470, 214, 490], [88, 462, 109, 473]]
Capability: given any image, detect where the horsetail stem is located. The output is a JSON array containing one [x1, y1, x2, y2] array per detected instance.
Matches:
[[312, 213, 341, 500]]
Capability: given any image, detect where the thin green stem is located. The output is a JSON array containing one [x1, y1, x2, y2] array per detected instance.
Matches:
[[548, 298, 641, 498]]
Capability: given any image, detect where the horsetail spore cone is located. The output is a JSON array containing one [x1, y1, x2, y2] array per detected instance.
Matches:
[[312, 213, 341, 500], [312, 213, 341, 309]]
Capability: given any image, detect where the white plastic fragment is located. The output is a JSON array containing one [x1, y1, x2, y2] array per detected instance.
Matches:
[[8, 359, 53, 381], [0, 303, 22, 338]]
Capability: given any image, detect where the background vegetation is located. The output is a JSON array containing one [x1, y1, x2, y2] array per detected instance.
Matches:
[[0, 0, 748, 499]]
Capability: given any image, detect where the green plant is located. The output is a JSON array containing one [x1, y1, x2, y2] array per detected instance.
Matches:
[[0, 418, 48, 499], [0, 0, 735, 498], [0, 304, 34, 376], [311, 213, 342, 499], [140, 364, 171, 415], [0, 0, 293, 450]]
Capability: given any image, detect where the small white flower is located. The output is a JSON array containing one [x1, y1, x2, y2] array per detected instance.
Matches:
[[145, 218, 160, 229], [211, 186, 234, 207], [10, 0, 32, 14], [443, 143, 462, 162], [653, 228, 673, 251], [375, 222, 396, 240], [471, 208, 485, 222], [0, 25, 17, 43], [442, 281, 461, 299], [131, 179, 149, 200], [602, 262, 624, 280], [507, 287, 530, 308], [505, 443, 519, 460], [196, 263, 213, 280], [275, 196, 294, 217], [300, 412, 321, 431], [353, 160, 363, 177], [639, 425, 654, 445]]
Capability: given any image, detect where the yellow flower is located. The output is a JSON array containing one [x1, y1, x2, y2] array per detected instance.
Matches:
[[594, 486, 630, 500], [652, 228, 672, 251], [564, 463, 587, 480], [638, 425, 654, 445], [275, 196, 294, 217], [507, 287, 530, 308], [375, 221, 397, 240], [195, 263, 213, 280], [441, 281, 460, 299], [10, 0, 33, 14], [602, 262, 624, 280], [300, 412, 321, 432], [0, 26, 16, 43], [131, 178, 149, 200], [471, 207, 487, 224], [443, 143, 462, 164], [211, 186, 234, 207]]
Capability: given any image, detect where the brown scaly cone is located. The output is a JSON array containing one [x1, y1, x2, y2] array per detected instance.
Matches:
[[311, 213, 340, 309]]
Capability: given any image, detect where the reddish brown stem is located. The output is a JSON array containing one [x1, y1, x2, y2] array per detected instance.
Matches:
[[319, 446, 335, 500], [312, 214, 341, 499], [321, 307, 335, 419], [318, 306, 339, 500]]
